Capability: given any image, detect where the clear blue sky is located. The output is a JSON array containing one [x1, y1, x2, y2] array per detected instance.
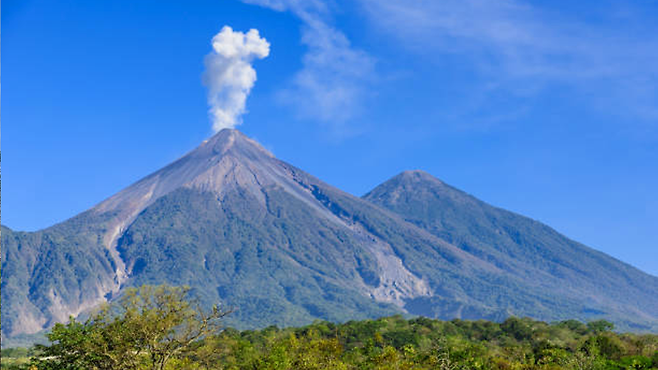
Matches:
[[3, 0, 657, 276]]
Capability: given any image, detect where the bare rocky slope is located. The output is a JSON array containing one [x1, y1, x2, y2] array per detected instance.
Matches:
[[2, 129, 657, 343]]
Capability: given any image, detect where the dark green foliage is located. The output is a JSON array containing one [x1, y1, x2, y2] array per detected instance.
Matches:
[[501, 317, 534, 341], [588, 320, 615, 334], [188, 316, 653, 370], [6, 314, 656, 369]]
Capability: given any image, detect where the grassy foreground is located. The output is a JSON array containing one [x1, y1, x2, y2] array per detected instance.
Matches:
[[3, 314, 657, 369]]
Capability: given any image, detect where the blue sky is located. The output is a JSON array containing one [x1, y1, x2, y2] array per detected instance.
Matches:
[[3, 0, 657, 275]]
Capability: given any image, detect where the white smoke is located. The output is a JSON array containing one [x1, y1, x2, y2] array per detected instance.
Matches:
[[203, 26, 270, 132]]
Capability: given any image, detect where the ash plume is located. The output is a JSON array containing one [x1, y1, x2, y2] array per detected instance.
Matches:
[[203, 26, 270, 132]]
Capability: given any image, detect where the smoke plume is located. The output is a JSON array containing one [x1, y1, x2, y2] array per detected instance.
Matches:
[[203, 26, 270, 132]]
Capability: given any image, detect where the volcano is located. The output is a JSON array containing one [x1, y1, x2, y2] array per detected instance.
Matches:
[[2, 129, 657, 342]]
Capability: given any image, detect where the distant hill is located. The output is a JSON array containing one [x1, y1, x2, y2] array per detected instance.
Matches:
[[2, 129, 657, 344]]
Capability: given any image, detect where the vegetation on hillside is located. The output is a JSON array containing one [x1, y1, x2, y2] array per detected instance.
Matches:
[[2, 285, 656, 370], [364, 170, 658, 332]]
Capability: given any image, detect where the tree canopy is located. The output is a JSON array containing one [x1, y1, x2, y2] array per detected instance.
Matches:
[[28, 285, 229, 370]]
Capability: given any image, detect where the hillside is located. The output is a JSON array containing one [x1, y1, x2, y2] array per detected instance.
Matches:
[[364, 170, 658, 330]]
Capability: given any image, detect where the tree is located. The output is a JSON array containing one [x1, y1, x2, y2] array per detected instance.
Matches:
[[501, 317, 533, 341], [586, 320, 614, 334], [31, 285, 230, 370]]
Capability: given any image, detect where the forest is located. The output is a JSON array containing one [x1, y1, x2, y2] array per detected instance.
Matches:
[[1, 285, 656, 369]]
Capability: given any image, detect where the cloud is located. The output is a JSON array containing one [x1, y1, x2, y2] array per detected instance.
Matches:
[[240, 0, 658, 132], [203, 26, 270, 133], [356, 0, 592, 78], [242, 0, 374, 133], [357, 0, 658, 122]]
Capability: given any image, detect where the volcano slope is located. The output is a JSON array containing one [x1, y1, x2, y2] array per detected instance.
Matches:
[[363, 170, 658, 331], [2, 129, 657, 342]]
